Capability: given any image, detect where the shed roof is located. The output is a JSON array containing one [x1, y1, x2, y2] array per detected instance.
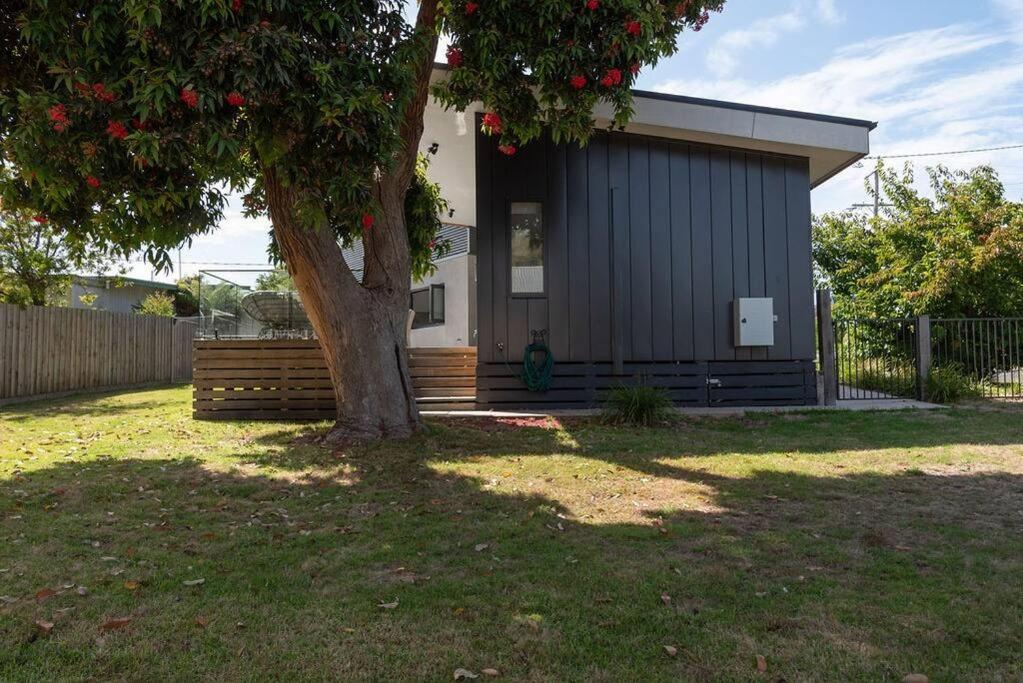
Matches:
[[73, 275, 179, 292]]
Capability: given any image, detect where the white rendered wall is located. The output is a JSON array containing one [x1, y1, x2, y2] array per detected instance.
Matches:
[[409, 253, 476, 348]]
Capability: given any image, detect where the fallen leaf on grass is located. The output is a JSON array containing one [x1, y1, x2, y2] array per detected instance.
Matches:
[[481, 668, 500, 677], [100, 617, 132, 632], [663, 645, 678, 657], [755, 655, 767, 673], [35, 588, 57, 602], [378, 600, 399, 610], [34, 619, 54, 634], [183, 578, 205, 587], [123, 581, 139, 591], [453, 669, 478, 680], [474, 543, 490, 552]]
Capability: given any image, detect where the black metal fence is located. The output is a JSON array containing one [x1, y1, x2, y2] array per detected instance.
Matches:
[[827, 311, 1023, 402], [834, 318, 919, 400], [931, 318, 1023, 399]]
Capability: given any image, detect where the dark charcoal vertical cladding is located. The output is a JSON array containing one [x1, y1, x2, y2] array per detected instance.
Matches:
[[628, 136, 653, 361], [730, 152, 751, 362], [649, 141, 673, 361], [710, 149, 735, 360], [609, 135, 632, 364], [689, 147, 715, 361], [745, 157, 768, 362], [762, 156, 792, 360], [669, 147, 695, 361], [785, 158, 816, 361], [546, 138, 569, 360], [587, 135, 612, 360], [476, 133, 494, 363], [475, 125, 817, 407], [567, 143, 591, 361]]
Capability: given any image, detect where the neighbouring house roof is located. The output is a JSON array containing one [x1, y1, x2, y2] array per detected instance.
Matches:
[[429, 65, 875, 188], [73, 275, 179, 292]]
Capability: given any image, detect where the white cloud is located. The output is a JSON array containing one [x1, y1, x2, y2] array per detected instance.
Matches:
[[704, 0, 845, 77], [658, 19, 1023, 211], [661, 26, 1011, 120], [815, 0, 844, 25], [707, 9, 805, 77]]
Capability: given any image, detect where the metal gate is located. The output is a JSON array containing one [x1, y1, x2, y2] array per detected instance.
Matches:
[[833, 318, 918, 400], [931, 318, 1023, 399]]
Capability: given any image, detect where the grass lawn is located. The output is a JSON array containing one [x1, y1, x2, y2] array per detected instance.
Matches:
[[2, 386, 1023, 681]]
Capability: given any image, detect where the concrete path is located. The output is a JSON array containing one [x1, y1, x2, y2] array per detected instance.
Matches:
[[421, 398, 942, 418]]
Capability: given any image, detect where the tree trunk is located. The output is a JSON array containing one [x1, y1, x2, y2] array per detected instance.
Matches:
[[263, 169, 420, 444]]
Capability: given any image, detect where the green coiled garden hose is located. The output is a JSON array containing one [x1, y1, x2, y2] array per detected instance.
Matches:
[[521, 340, 554, 392]]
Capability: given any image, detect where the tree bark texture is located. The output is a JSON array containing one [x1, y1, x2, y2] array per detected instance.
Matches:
[[263, 169, 420, 444]]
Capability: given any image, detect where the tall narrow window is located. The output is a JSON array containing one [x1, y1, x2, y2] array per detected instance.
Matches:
[[510, 202, 544, 295]]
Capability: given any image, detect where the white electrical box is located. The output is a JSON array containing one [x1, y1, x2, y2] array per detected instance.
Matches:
[[734, 298, 775, 347]]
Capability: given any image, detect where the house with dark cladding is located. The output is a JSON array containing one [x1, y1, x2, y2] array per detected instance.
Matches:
[[362, 67, 875, 410]]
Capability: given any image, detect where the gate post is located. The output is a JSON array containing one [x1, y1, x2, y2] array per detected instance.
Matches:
[[915, 315, 931, 402], [816, 289, 838, 406]]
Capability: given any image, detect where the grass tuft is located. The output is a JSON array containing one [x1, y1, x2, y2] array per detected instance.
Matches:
[[601, 384, 675, 426]]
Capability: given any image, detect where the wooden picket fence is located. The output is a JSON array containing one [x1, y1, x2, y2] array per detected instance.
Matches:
[[192, 339, 477, 419], [0, 303, 196, 405]]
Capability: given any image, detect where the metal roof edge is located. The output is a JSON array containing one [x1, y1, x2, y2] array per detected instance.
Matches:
[[430, 63, 877, 132]]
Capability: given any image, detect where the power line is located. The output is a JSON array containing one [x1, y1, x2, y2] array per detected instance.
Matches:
[[867, 143, 1023, 160], [112, 258, 271, 266]]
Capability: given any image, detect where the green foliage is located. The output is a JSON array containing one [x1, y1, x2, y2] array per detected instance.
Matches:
[[926, 364, 983, 404], [814, 164, 1023, 320], [137, 291, 175, 317], [1, 0, 417, 270], [177, 275, 242, 316], [435, 0, 725, 149], [255, 267, 294, 292], [602, 384, 674, 426], [406, 154, 451, 281], [1, 0, 726, 273], [0, 206, 113, 307]]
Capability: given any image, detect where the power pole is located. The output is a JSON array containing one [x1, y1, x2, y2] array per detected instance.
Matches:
[[849, 169, 892, 216]]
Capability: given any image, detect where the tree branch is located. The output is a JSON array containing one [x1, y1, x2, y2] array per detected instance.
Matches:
[[362, 0, 440, 296], [394, 0, 440, 187]]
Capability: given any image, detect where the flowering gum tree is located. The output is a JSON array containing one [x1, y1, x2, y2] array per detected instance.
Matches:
[[0, 0, 725, 443]]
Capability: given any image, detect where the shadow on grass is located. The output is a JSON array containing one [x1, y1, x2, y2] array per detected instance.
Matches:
[[237, 408, 1023, 472], [2, 423, 1022, 680]]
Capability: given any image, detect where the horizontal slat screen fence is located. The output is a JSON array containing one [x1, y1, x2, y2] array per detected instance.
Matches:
[[193, 340, 477, 419], [0, 303, 196, 405]]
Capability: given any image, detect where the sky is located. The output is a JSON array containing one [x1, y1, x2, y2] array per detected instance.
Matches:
[[121, 0, 1023, 283]]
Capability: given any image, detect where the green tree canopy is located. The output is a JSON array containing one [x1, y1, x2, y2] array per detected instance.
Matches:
[[0, 0, 727, 442], [814, 164, 1023, 320], [0, 206, 114, 306], [255, 266, 294, 292]]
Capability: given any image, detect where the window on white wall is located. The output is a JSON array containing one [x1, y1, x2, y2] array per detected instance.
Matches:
[[411, 284, 445, 328]]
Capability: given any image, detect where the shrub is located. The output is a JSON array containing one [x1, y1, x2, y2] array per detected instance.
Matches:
[[137, 292, 175, 317], [927, 364, 982, 404], [602, 384, 675, 426]]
